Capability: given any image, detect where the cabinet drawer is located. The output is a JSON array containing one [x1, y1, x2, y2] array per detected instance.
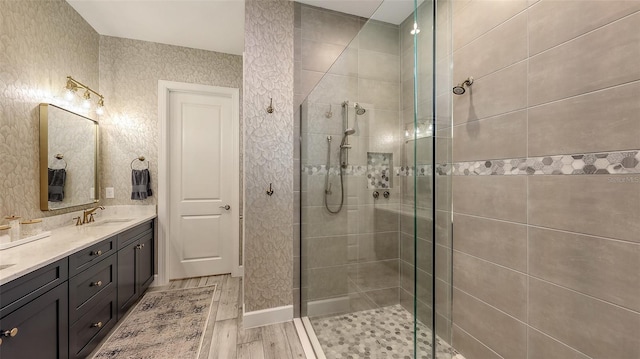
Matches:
[[118, 220, 153, 249], [0, 258, 68, 313], [69, 289, 117, 359], [69, 236, 116, 277], [69, 254, 116, 324]]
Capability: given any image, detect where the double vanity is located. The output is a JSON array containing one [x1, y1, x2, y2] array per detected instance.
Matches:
[[0, 208, 156, 359]]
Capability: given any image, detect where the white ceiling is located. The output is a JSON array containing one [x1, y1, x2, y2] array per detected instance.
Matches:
[[67, 0, 246, 55], [297, 0, 419, 25], [67, 0, 418, 56]]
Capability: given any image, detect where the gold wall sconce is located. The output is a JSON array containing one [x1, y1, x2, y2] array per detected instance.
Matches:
[[64, 76, 105, 115]]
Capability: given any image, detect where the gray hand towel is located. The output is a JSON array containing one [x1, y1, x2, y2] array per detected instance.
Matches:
[[48, 168, 66, 202], [131, 168, 152, 200]]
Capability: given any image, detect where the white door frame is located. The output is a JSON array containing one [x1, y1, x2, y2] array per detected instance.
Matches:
[[157, 80, 242, 286]]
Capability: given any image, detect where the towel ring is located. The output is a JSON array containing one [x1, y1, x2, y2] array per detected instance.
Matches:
[[53, 154, 67, 170], [131, 156, 150, 170]]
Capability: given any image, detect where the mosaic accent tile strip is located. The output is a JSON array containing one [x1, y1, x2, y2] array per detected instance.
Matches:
[[398, 165, 433, 177], [367, 152, 393, 189], [448, 151, 640, 176], [304, 151, 640, 177], [310, 304, 460, 359], [302, 165, 368, 176], [302, 165, 433, 177]]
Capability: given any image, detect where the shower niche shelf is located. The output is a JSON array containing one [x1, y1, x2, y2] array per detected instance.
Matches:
[[367, 152, 393, 189]]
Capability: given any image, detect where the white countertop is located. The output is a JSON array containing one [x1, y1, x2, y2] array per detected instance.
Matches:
[[0, 206, 156, 286]]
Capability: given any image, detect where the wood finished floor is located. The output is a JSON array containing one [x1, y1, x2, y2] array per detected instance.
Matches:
[[147, 275, 306, 359]]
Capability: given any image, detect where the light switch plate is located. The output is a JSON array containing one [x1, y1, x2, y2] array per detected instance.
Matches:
[[105, 187, 115, 199]]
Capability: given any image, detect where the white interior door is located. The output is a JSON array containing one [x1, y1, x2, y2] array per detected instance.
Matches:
[[169, 90, 234, 279]]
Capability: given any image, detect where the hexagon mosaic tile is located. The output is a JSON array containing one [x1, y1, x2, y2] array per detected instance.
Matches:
[[304, 151, 640, 177], [302, 165, 432, 177], [310, 304, 461, 359], [445, 151, 640, 176]]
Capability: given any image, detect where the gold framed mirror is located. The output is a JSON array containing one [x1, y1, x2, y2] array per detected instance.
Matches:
[[39, 103, 99, 211]]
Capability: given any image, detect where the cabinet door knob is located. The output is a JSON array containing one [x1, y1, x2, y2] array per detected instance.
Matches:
[[1, 328, 18, 337], [91, 280, 103, 287], [91, 322, 103, 328], [91, 250, 102, 256], [135, 244, 145, 249], [219, 204, 231, 210]]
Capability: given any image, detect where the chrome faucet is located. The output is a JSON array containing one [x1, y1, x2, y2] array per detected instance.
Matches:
[[82, 206, 105, 224]]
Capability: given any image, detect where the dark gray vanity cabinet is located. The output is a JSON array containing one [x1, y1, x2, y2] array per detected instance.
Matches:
[[0, 259, 69, 359], [0, 219, 155, 358], [116, 220, 154, 319]]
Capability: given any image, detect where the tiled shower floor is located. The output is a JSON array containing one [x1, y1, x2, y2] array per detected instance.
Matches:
[[309, 304, 461, 359]]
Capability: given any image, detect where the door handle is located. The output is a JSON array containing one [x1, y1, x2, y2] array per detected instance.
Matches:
[[219, 205, 231, 210]]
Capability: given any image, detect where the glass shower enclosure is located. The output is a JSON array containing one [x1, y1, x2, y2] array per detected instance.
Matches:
[[297, 0, 454, 357]]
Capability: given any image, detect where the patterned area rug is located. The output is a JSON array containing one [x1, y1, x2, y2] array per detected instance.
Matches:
[[93, 285, 216, 359], [310, 304, 460, 359]]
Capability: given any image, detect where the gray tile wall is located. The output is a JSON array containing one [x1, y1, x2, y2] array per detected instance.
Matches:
[[296, 4, 405, 318], [451, 1, 640, 358]]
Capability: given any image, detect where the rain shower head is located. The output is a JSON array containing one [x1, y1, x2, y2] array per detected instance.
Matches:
[[354, 103, 366, 115], [452, 85, 466, 95], [453, 76, 474, 95]]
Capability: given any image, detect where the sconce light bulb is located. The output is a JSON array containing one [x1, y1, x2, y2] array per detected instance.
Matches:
[[64, 89, 75, 101], [96, 97, 105, 115], [405, 130, 410, 137], [82, 90, 91, 108]]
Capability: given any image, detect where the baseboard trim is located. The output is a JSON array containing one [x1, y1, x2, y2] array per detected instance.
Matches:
[[306, 296, 349, 317], [232, 265, 244, 278], [243, 305, 293, 329], [149, 274, 161, 287]]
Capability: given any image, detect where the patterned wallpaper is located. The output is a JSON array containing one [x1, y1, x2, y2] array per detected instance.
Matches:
[[98, 36, 243, 208], [0, 0, 243, 221], [0, 0, 99, 220], [243, 0, 295, 312]]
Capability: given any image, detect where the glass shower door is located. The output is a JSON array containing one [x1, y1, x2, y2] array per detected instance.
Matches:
[[298, 0, 454, 357], [410, 0, 455, 358]]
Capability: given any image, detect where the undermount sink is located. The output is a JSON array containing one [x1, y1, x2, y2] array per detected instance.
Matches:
[[0, 264, 15, 270], [90, 218, 134, 226]]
